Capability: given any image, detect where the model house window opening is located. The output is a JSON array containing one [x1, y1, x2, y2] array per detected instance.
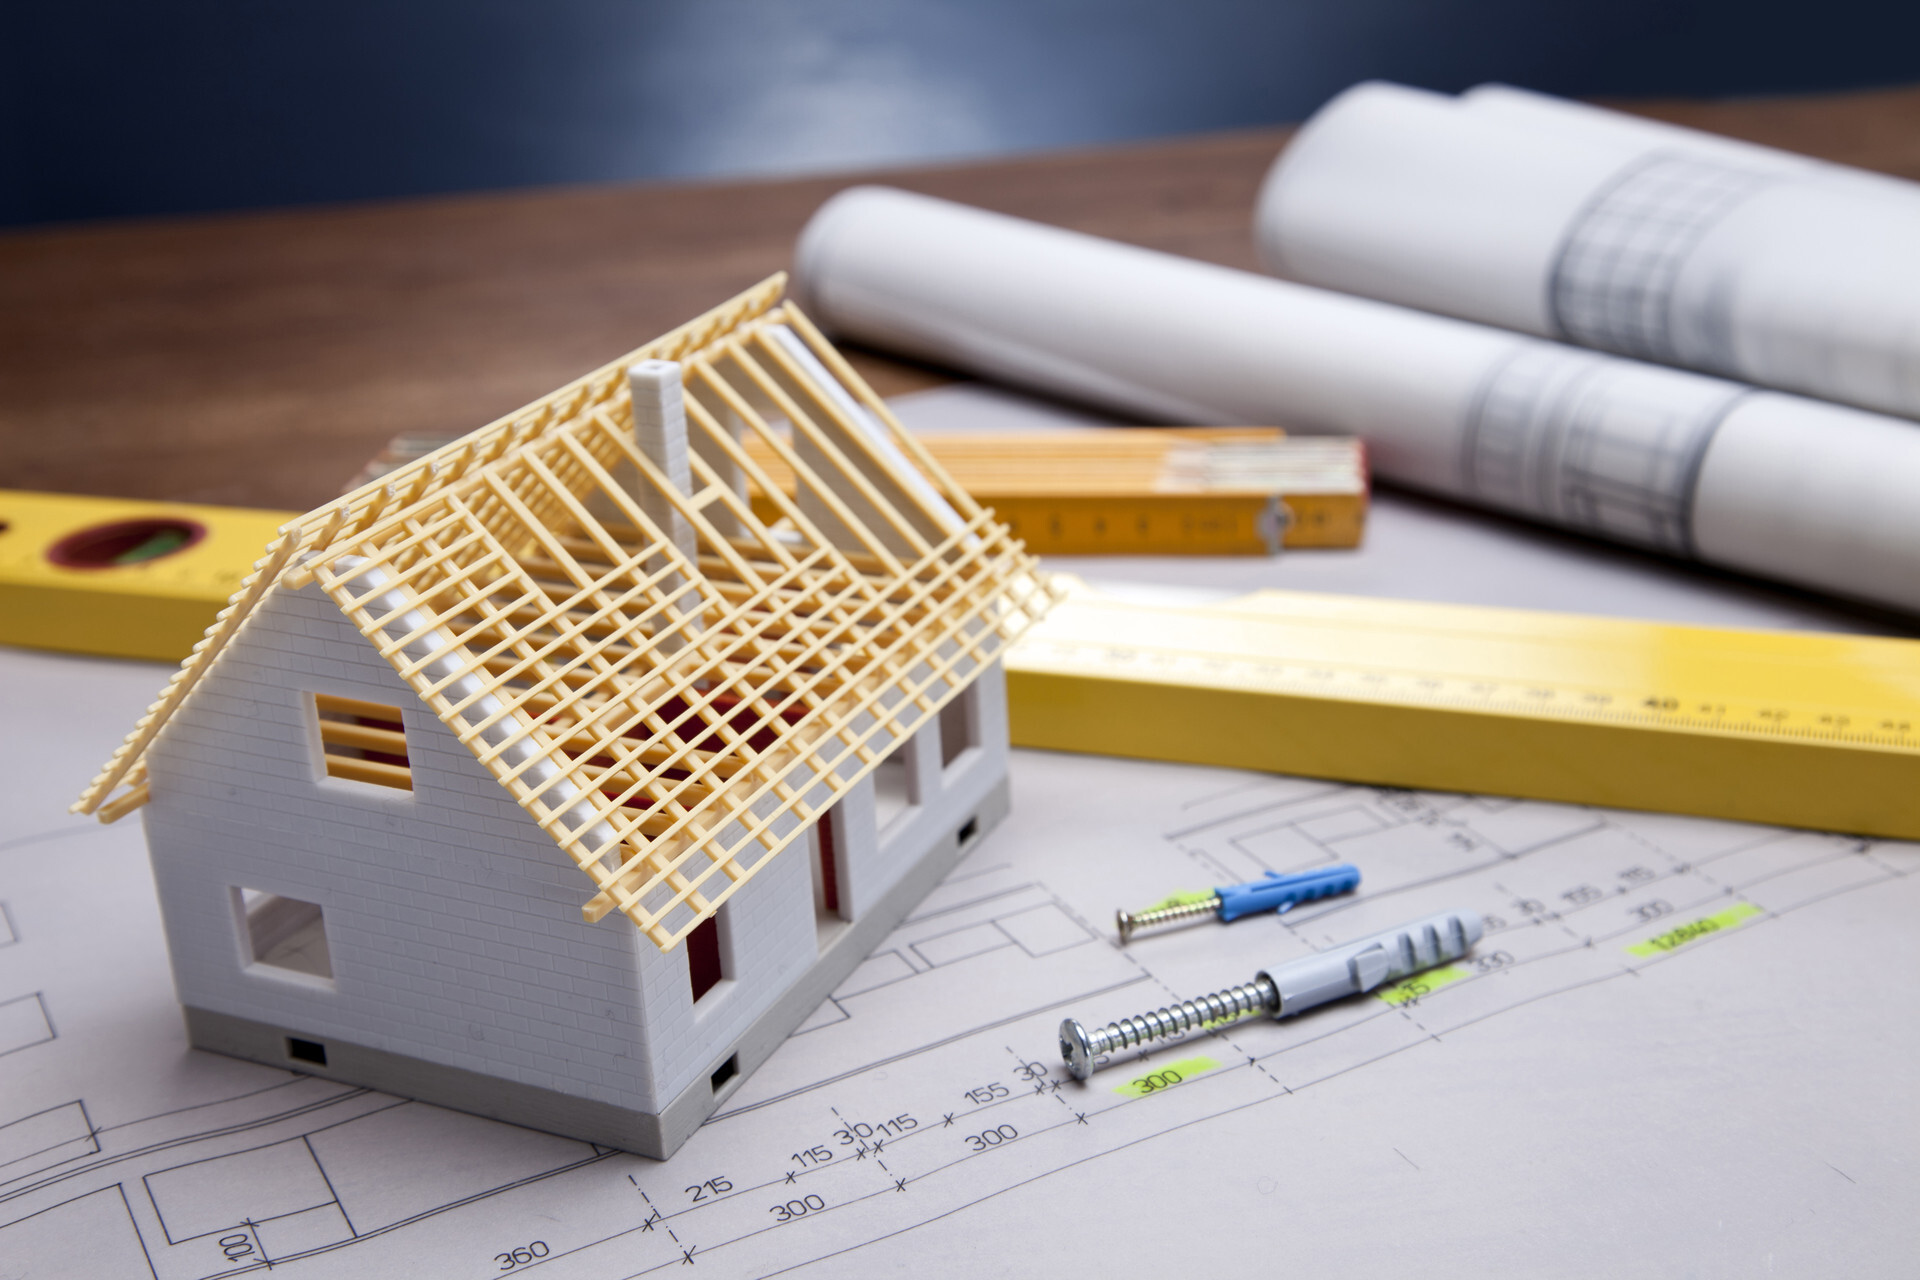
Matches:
[[687, 910, 729, 1004], [872, 746, 915, 832], [812, 808, 852, 950], [286, 1037, 329, 1066], [233, 888, 333, 981], [313, 694, 413, 792], [939, 684, 981, 772], [816, 809, 842, 916]]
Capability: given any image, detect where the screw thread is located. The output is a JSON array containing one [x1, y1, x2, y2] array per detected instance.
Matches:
[[1084, 975, 1278, 1057], [1116, 895, 1220, 943]]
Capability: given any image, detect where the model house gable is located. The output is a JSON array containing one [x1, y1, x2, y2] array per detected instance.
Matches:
[[78, 276, 1054, 956]]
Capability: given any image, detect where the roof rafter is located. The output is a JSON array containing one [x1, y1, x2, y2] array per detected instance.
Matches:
[[75, 274, 1056, 951]]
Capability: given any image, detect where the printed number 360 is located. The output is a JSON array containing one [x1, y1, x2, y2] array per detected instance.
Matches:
[[497, 1241, 551, 1270]]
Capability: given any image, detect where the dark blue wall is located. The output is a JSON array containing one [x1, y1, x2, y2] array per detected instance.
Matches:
[[5, 0, 1918, 227]]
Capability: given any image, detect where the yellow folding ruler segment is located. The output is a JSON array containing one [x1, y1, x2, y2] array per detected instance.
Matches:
[[0, 489, 296, 661], [742, 428, 1368, 555], [1006, 577, 1920, 839]]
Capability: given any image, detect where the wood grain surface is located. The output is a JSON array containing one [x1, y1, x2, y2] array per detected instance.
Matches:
[[4, 83, 1917, 511]]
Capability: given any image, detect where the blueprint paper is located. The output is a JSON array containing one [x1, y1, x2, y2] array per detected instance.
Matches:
[[4, 632, 1919, 1278], [795, 187, 1920, 616], [1256, 81, 1920, 420]]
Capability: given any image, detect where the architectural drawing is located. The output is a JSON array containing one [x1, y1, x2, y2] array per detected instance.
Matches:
[[0, 992, 54, 1060], [1459, 344, 1746, 555], [1258, 80, 1920, 421], [64, 276, 1050, 1159], [9, 721, 1916, 1276], [1545, 153, 1781, 368]]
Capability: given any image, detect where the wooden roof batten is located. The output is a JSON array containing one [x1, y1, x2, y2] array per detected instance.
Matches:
[[73, 275, 1057, 951]]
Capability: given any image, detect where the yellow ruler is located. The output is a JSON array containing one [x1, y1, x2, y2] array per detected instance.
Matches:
[[1006, 577, 1920, 840], [0, 489, 295, 662], [12, 488, 1916, 842]]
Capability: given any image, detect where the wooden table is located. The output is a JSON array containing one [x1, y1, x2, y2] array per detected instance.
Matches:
[[5, 84, 1919, 513]]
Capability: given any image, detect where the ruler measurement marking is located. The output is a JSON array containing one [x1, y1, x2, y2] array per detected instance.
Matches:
[[1011, 644, 1920, 751]]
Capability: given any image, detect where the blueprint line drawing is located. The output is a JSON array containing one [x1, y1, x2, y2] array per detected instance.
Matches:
[[0, 993, 55, 1060], [7, 735, 1915, 1279], [1459, 344, 1743, 555], [1258, 81, 1920, 421], [0, 1102, 99, 1187], [1547, 152, 1779, 367], [2, 1183, 160, 1278]]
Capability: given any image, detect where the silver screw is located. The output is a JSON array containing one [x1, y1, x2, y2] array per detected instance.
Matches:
[[1059, 974, 1277, 1080], [1115, 895, 1220, 944], [1067, 907, 1484, 1081]]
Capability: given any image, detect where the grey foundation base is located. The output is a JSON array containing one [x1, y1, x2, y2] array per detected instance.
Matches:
[[184, 777, 1009, 1161]]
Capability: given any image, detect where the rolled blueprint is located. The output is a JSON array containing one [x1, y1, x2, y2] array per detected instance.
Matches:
[[1254, 82, 1920, 420], [795, 186, 1920, 613]]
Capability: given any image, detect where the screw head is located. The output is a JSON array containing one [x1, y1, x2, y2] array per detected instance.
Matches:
[[1115, 909, 1135, 946], [1059, 1018, 1096, 1080]]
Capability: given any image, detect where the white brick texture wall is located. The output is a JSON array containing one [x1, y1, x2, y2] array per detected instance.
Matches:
[[142, 581, 825, 1114]]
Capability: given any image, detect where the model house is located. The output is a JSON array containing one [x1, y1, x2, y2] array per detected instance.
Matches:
[[74, 276, 1052, 1159]]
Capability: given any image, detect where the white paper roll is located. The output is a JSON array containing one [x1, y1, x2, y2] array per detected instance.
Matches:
[[1254, 81, 1920, 421], [796, 186, 1920, 613]]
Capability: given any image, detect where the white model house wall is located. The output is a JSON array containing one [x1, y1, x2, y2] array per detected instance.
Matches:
[[137, 579, 823, 1118], [823, 662, 1010, 923]]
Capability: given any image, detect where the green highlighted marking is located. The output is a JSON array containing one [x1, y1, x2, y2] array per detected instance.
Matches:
[[1375, 964, 1471, 1006], [1628, 901, 1764, 956], [1144, 890, 1216, 911], [1113, 1055, 1219, 1098]]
